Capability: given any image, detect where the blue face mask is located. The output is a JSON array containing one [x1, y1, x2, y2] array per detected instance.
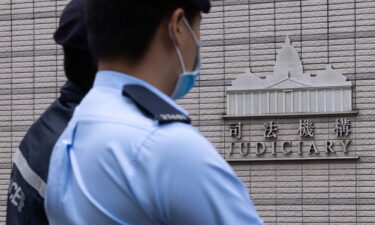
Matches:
[[170, 18, 201, 100]]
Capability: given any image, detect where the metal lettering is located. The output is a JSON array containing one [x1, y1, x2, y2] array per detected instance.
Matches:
[[298, 141, 303, 154], [326, 141, 335, 153], [256, 142, 266, 155], [229, 122, 242, 139], [271, 142, 276, 155], [308, 142, 319, 154], [298, 119, 314, 137], [229, 142, 234, 156], [240, 143, 250, 156], [335, 118, 351, 137], [341, 140, 351, 153], [264, 121, 278, 139], [281, 141, 292, 154]]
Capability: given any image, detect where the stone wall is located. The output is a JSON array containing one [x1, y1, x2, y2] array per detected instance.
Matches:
[[178, 0, 375, 224], [1, 0, 375, 224], [0, 0, 69, 223]]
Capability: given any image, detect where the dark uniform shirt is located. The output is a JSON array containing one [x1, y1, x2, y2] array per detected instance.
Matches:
[[7, 81, 85, 225]]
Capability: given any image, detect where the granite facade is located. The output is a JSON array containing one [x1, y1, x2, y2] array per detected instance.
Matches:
[[1, 0, 375, 224]]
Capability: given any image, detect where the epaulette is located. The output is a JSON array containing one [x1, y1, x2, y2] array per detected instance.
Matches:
[[122, 84, 191, 125]]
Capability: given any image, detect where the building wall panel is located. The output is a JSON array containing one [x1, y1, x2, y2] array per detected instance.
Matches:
[[0, 0, 374, 224]]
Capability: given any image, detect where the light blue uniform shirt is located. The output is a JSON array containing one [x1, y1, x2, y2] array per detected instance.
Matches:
[[45, 71, 264, 225]]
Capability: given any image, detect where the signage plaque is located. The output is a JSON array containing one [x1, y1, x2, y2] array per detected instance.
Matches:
[[224, 37, 358, 162]]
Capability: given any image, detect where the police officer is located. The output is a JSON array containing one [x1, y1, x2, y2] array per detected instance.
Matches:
[[6, 0, 96, 224], [45, 0, 264, 224]]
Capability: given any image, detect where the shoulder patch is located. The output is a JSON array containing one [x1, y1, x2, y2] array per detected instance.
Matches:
[[122, 84, 191, 125]]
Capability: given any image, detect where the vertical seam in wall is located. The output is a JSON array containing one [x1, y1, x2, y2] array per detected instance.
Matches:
[[354, 0, 358, 222], [327, 0, 330, 66], [326, 1, 331, 224], [32, 0, 35, 122], [327, 104, 331, 224], [55, 0, 58, 98], [248, 0, 251, 71], [248, 0, 252, 205], [10, 0, 13, 167], [272, 0, 278, 222], [299, 1, 304, 223], [300, 0, 303, 65], [248, 0, 251, 138], [223, 1, 226, 159]]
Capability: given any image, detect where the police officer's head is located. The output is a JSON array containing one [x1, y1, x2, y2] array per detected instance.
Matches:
[[54, 0, 97, 93], [85, 0, 210, 98]]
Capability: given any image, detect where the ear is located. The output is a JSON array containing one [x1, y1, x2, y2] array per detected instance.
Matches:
[[169, 8, 186, 47]]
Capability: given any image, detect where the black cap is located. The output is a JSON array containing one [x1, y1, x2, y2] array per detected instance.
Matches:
[[54, 0, 88, 50], [184, 0, 211, 13]]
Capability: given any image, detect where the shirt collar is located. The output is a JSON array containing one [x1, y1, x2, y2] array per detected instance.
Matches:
[[93, 70, 188, 115]]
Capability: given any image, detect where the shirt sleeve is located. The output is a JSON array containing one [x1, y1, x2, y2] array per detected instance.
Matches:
[[134, 124, 264, 225]]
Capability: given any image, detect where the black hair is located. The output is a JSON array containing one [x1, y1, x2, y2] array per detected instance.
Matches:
[[85, 0, 199, 62], [63, 46, 97, 92]]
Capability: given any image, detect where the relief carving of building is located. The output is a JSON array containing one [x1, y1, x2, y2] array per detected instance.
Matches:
[[226, 37, 353, 117]]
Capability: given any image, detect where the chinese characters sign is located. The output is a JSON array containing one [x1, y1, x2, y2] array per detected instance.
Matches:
[[230, 122, 242, 139], [335, 118, 351, 137], [298, 119, 314, 137], [264, 122, 278, 139]]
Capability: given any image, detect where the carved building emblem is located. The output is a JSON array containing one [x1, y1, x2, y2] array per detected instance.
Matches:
[[226, 37, 353, 116]]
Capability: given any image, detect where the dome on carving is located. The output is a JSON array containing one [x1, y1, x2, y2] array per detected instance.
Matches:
[[229, 36, 351, 91], [228, 68, 264, 90], [227, 36, 353, 117], [273, 36, 303, 79], [312, 65, 348, 86]]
